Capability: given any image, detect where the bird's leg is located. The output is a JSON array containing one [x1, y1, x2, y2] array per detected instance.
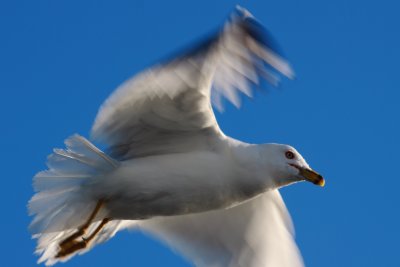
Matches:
[[56, 218, 111, 258], [56, 199, 105, 258], [59, 200, 104, 248], [82, 218, 111, 243]]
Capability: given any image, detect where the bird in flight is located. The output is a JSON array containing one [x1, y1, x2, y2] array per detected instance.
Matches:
[[29, 6, 324, 267]]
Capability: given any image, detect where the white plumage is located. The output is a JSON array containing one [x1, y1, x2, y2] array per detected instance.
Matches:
[[29, 6, 323, 267]]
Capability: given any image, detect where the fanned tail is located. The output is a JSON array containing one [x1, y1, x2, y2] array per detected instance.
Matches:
[[28, 134, 129, 265]]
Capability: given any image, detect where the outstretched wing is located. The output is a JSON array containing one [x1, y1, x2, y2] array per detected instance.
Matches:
[[139, 190, 304, 267], [91, 7, 293, 160]]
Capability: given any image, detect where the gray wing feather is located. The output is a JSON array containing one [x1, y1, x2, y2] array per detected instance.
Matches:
[[91, 7, 293, 160], [139, 190, 304, 267]]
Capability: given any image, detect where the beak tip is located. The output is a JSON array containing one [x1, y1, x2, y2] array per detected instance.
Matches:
[[316, 177, 325, 187]]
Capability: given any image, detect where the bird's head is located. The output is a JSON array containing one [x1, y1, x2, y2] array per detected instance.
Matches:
[[259, 144, 325, 188]]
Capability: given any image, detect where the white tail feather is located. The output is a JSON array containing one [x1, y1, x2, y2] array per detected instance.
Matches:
[[34, 220, 132, 266], [28, 134, 129, 266]]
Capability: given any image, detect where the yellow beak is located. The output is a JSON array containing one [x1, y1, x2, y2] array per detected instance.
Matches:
[[299, 167, 325, 187]]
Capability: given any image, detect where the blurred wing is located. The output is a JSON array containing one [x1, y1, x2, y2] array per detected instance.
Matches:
[[139, 190, 303, 267], [91, 7, 293, 160]]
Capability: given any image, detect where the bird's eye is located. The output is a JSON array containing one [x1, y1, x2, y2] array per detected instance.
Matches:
[[285, 151, 295, 160]]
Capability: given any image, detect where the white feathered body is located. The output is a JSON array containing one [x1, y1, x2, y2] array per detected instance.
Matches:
[[88, 142, 266, 220]]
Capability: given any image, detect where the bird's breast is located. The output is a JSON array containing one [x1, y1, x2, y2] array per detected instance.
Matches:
[[90, 151, 263, 220]]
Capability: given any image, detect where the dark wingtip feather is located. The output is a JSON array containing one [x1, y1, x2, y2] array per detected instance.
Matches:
[[232, 6, 285, 59], [155, 6, 290, 74]]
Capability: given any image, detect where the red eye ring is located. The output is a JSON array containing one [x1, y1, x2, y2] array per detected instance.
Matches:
[[285, 151, 295, 159]]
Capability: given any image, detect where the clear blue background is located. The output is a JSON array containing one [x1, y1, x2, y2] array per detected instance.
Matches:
[[1, 0, 399, 266]]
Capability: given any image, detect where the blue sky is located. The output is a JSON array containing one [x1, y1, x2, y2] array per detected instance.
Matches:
[[1, 0, 399, 266]]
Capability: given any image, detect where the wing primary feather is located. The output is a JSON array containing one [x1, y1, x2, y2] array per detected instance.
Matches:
[[91, 7, 294, 160]]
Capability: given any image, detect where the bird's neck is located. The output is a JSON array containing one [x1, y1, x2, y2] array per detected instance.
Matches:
[[228, 140, 277, 198], [229, 141, 296, 193]]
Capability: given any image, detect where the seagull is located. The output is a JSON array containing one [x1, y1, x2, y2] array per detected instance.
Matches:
[[29, 6, 324, 267]]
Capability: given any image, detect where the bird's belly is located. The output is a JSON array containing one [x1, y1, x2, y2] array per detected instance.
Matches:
[[89, 151, 249, 220]]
